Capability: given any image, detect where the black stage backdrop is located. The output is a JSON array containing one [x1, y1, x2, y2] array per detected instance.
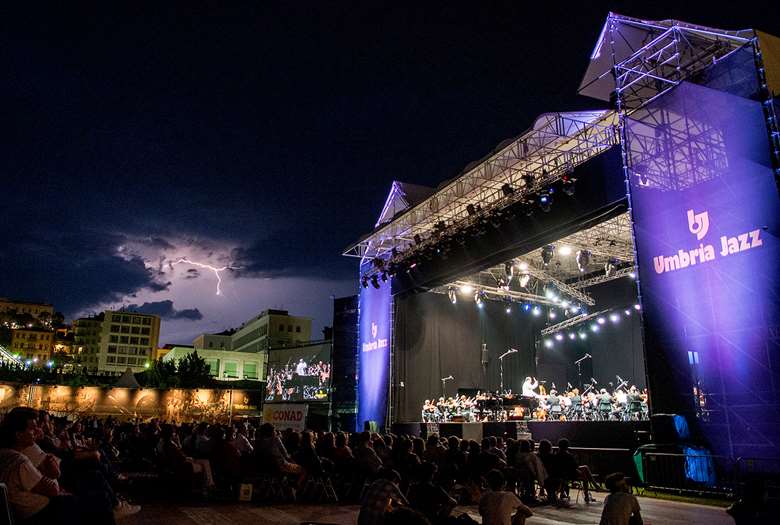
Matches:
[[535, 278, 646, 393], [392, 291, 544, 422], [392, 278, 645, 422]]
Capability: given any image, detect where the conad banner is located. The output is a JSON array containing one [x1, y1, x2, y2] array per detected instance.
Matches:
[[357, 272, 392, 431], [262, 403, 308, 431], [626, 78, 780, 459]]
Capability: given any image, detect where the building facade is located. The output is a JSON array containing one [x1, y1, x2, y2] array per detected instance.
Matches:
[[162, 346, 263, 381], [193, 333, 232, 351], [0, 299, 54, 319], [10, 328, 54, 363], [231, 309, 312, 354], [75, 311, 161, 374]]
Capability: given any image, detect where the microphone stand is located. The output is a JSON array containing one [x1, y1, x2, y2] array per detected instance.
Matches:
[[498, 349, 516, 394], [441, 376, 453, 398], [574, 353, 591, 390]]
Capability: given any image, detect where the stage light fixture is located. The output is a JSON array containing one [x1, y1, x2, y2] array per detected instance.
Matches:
[[521, 174, 534, 187], [501, 183, 515, 197], [579, 332, 587, 340], [558, 245, 572, 256], [624, 309, 631, 316], [609, 313, 619, 323], [414, 234, 422, 245], [538, 190, 553, 212], [523, 303, 531, 312], [562, 175, 576, 196], [532, 306, 541, 316], [634, 304, 641, 311], [576, 250, 591, 272], [544, 287, 555, 299], [555, 333, 564, 341], [448, 287, 457, 304], [505, 305, 512, 314], [517, 261, 529, 271], [361, 276, 369, 288], [549, 311, 557, 320], [541, 245, 555, 266], [544, 339, 553, 348], [569, 333, 576, 340], [504, 262, 514, 280], [590, 324, 599, 332], [460, 284, 474, 294], [466, 204, 477, 216], [518, 274, 530, 288], [561, 300, 570, 308], [570, 305, 581, 313], [597, 317, 605, 325], [629, 271, 636, 279], [604, 258, 618, 277], [475, 290, 485, 307], [370, 275, 380, 289]]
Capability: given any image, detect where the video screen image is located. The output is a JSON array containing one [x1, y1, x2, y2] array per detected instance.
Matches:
[[265, 342, 331, 402]]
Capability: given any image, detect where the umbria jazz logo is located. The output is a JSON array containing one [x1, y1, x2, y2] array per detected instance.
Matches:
[[653, 208, 763, 274], [362, 321, 388, 353]]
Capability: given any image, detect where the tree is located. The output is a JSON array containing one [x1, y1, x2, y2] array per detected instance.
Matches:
[[176, 351, 212, 388], [143, 358, 179, 388]]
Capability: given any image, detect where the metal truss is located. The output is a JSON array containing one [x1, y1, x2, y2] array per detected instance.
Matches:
[[344, 111, 619, 259], [447, 280, 557, 307], [540, 309, 610, 336], [603, 15, 753, 110], [570, 266, 635, 289], [517, 260, 596, 306]]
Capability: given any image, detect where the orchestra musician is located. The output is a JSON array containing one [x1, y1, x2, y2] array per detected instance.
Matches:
[[521, 377, 539, 397]]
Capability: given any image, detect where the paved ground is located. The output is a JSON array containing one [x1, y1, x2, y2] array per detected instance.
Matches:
[[124, 496, 734, 525]]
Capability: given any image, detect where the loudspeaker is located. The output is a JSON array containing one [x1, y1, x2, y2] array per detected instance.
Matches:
[[481, 343, 489, 366]]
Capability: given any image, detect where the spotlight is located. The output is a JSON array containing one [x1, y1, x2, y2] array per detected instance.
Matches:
[[501, 183, 515, 197], [624, 309, 631, 316], [361, 276, 369, 288], [555, 333, 564, 341], [609, 313, 619, 323], [558, 245, 572, 256], [544, 287, 555, 299], [475, 290, 484, 307], [597, 317, 605, 325], [460, 284, 474, 294], [541, 245, 555, 266], [505, 305, 512, 314], [504, 262, 514, 281], [448, 287, 457, 304], [521, 174, 534, 187], [568, 333, 576, 340], [605, 258, 619, 277], [576, 250, 591, 272], [562, 175, 576, 196], [518, 274, 531, 288], [466, 204, 477, 216], [532, 306, 541, 316], [579, 332, 588, 340], [629, 271, 636, 279], [414, 234, 422, 245], [517, 261, 529, 271], [590, 324, 599, 332], [634, 304, 641, 311], [47, 361, 54, 368], [538, 190, 553, 212], [570, 305, 581, 313], [370, 275, 380, 289], [549, 311, 557, 320], [561, 300, 570, 308], [544, 339, 553, 348]]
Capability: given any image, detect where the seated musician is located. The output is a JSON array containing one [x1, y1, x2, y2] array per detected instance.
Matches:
[[569, 389, 583, 419], [627, 386, 643, 418], [547, 390, 563, 420], [598, 389, 613, 419]]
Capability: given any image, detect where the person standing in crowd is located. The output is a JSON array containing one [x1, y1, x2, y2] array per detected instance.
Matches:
[[358, 467, 409, 525], [599, 472, 642, 525], [479, 469, 533, 525]]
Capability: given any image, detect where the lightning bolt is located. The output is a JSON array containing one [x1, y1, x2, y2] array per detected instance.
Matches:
[[171, 258, 237, 296]]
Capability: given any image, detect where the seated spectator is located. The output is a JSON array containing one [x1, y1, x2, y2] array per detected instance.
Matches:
[[316, 432, 336, 461], [294, 431, 324, 478], [599, 472, 642, 525], [536, 439, 562, 505], [159, 424, 215, 495], [479, 469, 533, 525], [354, 431, 383, 476], [358, 467, 409, 525], [555, 438, 597, 503], [407, 462, 456, 525], [255, 423, 304, 479], [0, 407, 116, 524], [332, 431, 354, 464], [391, 437, 420, 488], [230, 424, 254, 456], [512, 439, 546, 503], [423, 434, 445, 465], [210, 426, 242, 486]]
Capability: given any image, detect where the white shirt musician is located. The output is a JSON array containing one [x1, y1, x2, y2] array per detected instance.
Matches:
[[522, 377, 539, 397], [295, 359, 307, 375]]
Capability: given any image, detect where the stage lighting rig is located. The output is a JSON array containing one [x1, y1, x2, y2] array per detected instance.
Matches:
[[604, 258, 618, 277], [541, 245, 555, 266], [561, 174, 576, 196], [475, 290, 485, 307], [576, 250, 591, 272], [370, 275, 380, 289], [466, 204, 477, 216], [381, 272, 388, 282], [501, 183, 515, 197], [414, 234, 423, 245], [504, 262, 514, 281], [518, 274, 531, 288], [521, 173, 534, 188], [361, 276, 369, 288]]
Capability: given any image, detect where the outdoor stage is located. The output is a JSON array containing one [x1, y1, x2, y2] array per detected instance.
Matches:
[[346, 14, 780, 466]]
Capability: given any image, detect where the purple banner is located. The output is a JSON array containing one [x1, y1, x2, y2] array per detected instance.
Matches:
[[627, 80, 780, 458], [357, 276, 392, 430]]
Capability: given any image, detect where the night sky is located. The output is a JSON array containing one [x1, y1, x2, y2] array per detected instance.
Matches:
[[2, 1, 777, 344]]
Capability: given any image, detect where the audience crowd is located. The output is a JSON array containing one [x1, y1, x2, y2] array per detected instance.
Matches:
[[0, 407, 649, 525]]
